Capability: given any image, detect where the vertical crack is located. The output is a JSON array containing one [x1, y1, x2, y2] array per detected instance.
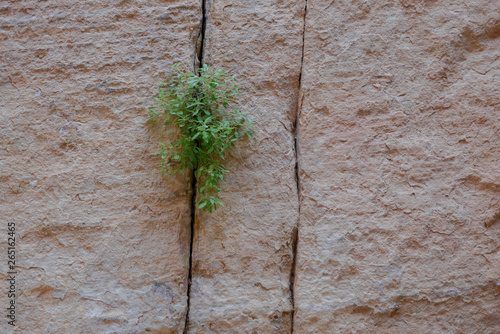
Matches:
[[193, 0, 207, 72], [185, 0, 207, 333], [290, 0, 308, 333], [184, 171, 196, 334]]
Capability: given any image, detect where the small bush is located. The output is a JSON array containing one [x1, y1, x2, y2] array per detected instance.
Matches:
[[149, 64, 252, 212]]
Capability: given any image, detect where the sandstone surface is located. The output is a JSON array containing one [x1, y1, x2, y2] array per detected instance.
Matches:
[[0, 1, 200, 333], [186, 0, 304, 332], [294, 0, 500, 332], [1, 0, 499, 333]]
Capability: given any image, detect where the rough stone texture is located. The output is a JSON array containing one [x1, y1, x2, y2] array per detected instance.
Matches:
[[1, 0, 499, 333], [0, 1, 200, 333], [294, 0, 500, 333], [185, 1, 305, 333]]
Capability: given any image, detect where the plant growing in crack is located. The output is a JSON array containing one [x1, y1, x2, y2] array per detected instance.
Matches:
[[148, 63, 253, 212]]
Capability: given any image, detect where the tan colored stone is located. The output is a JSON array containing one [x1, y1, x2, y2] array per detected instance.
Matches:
[[295, 0, 500, 332], [186, 1, 305, 332], [0, 1, 200, 332], [2, 0, 499, 332]]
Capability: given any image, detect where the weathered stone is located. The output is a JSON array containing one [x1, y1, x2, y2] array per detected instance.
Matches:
[[185, 1, 305, 332], [0, 1, 200, 332], [294, 0, 500, 332], [1, 0, 499, 332]]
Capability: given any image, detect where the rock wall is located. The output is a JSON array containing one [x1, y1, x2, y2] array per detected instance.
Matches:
[[0, 0, 498, 333], [0, 1, 200, 333], [295, 1, 499, 333], [186, 1, 303, 333]]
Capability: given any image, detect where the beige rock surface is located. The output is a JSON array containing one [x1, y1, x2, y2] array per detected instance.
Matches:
[[0, 1, 200, 333], [185, 1, 305, 333], [294, 0, 500, 333], [1, 0, 499, 333]]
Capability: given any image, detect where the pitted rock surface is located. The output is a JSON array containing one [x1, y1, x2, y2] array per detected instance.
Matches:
[[1, 0, 498, 333]]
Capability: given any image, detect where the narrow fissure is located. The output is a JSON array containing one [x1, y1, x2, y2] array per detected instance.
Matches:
[[290, 1, 308, 333], [193, 0, 207, 72], [184, 0, 207, 333], [184, 171, 196, 334]]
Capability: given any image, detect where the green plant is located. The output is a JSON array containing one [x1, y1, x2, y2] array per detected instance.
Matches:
[[149, 63, 253, 212]]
